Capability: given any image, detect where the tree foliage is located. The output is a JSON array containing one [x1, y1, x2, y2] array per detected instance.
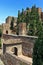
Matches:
[[10, 17, 14, 30], [0, 29, 2, 38], [17, 5, 42, 36], [32, 29, 43, 65], [28, 5, 40, 35], [17, 10, 21, 35]]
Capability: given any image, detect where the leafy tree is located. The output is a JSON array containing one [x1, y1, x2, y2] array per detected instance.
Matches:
[[29, 5, 41, 36], [17, 8, 30, 26], [10, 17, 14, 30], [17, 10, 21, 25], [25, 11, 30, 27], [21, 8, 26, 22], [0, 29, 2, 38], [26, 7, 29, 10], [32, 27, 43, 65], [17, 9, 26, 35], [17, 10, 21, 35], [36, 20, 42, 35], [17, 5, 42, 36]]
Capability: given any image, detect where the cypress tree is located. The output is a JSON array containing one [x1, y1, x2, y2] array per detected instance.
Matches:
[[29, 5, 40, 35], [10, 17, 14, 30], [32, 28, 43, 65], [17, 10, 21, 35], [0, 29, 2, 38]]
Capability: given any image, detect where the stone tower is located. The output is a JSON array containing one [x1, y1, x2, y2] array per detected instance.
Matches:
[[2, 16, 17, 34], [19, 23, 26, 35], [6, 16, 12, 24]]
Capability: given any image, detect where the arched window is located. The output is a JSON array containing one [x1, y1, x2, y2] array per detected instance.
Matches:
[[14, 47, 18, 56], [6, 30, 8, 34]]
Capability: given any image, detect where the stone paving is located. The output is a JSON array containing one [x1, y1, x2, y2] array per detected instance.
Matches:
[[8, 51, 32, 64], [18, 55, 32, 63]]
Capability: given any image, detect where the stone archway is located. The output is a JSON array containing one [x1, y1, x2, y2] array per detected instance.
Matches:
[[3, 43, 22, 56], [14, 47, 18, 56]]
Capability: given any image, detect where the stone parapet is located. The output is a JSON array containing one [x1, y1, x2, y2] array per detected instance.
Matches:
[[2, 34, 38, 57], [1, 52, 32, 65]]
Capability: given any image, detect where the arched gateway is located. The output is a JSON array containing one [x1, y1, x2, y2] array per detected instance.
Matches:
[[3, 42, 22, 56]]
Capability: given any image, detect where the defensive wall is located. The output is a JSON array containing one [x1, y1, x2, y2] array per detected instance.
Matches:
[[1, 52, 32, 65], [2, 34, 38, 57], [0, 34, 38, 65]]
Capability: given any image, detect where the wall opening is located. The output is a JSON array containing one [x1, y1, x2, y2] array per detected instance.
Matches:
[[14, 47, 18, 56], [3, 44, 6, 54], [6, 30, 8, 34]]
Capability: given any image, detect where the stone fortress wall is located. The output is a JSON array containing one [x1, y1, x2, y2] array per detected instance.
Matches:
[[2, 16, 17, 35], [1, 52, 30, 65], [1, 34, 38, 65], [0, 8, 43, 35], [0, 7, 43, 65], [2, 34, 38, 57]]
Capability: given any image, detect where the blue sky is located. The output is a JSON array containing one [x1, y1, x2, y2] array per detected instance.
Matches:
[[0, 0, 43, 24]]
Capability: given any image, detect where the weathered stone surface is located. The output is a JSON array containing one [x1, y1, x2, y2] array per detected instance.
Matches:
[[0, 59, 4, 65], [19, 23, 26, 35], [2, 16, 17, 35], [2, 34, 38, 57], [1, 52, 32, 65]]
